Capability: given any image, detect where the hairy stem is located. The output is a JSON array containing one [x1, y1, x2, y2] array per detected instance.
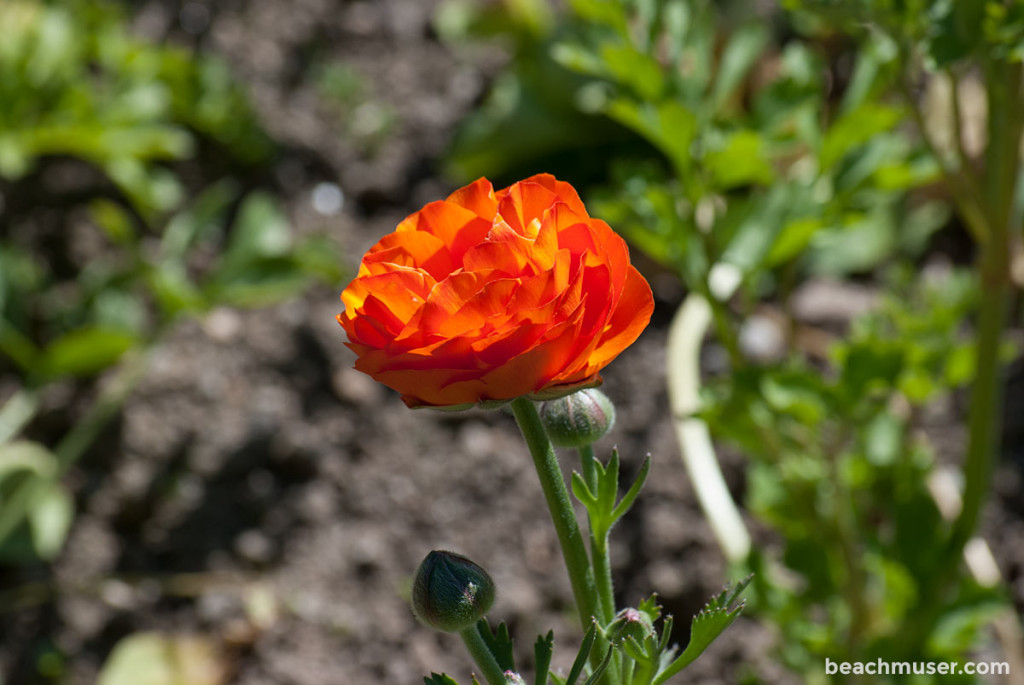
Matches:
[[460, 623, 508, 685], [510, 397, 615, 683]]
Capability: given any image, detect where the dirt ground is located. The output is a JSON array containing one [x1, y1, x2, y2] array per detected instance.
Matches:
[[2, 1, 1023, 684]]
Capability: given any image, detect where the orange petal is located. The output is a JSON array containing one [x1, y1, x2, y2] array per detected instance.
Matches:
[[497, 181, 559, 236], [446, 178, 498, 220], [589, 265, 654, 369]]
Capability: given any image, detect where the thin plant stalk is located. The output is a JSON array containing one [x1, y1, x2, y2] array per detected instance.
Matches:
[[509, 397, 616, 684], [459, 624, 507, 685], [578, 445, 614, 623]]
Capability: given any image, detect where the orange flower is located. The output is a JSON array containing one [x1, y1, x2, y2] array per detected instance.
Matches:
[[337, 174, 654, 408]]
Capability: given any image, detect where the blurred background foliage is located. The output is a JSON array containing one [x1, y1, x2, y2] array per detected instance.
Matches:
[[0, 0, 342, 570], [437, 0, 1024, 682], [2, 0, 1023, 683]]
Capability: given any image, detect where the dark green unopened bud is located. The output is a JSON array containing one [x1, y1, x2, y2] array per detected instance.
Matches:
[[412, 550, 496, 632], [540, 388, 615, 448]]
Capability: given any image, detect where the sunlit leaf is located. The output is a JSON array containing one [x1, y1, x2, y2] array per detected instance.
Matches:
[[97, 633, 227, 685], [38, 327, 139, 379]]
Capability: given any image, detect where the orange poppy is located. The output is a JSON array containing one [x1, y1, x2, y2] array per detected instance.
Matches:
[[338, 174, 654, 408]]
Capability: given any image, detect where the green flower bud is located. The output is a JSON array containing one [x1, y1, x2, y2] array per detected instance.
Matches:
[[412, 550, 496, 632], [539, 388, 616, 448], [504, 673, 526, 684], [604, 607, 655, 645]]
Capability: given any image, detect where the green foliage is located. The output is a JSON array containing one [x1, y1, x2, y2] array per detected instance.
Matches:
[[701, 267, 1007, 675], [443, 0, 1022, 682], [571, 450, 650, 548], [0, 0, 344, 563]]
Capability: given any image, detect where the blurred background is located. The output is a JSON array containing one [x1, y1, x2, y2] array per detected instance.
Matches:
[[1, 0, 1023, 683]]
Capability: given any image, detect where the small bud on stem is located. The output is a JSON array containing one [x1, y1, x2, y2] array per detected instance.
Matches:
[[539, 388, 616, 448], [412, 550, 496, 633]]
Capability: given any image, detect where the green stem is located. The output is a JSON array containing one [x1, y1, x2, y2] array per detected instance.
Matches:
[[898, 47, 990, 244], [511, 397, 600, 626], [579, 444, 598, 493], [901, 56, 1023, 658], [510, 397, 613, 682], [950, 59, 1023, 558], [459, 624, 507, 685], [579, 445, 615, 626], [578, 446, 623, 685]]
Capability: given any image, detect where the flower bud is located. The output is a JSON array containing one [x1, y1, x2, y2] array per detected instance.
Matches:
[[412, 550, 496, 632], [540, 388, 616, 448], [604, 607, 655, 645], [504, 672, 526, 684]]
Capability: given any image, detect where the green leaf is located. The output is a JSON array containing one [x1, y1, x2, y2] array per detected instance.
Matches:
[[609, 455, 650, 523], [600, 44, 665, 101], [652, 576, 751, 684], [27, 480, 73, 559], [580, 646, 613, 685], [224, 192, 292, 265], [147, 262, 206, 318], [604, 99, 696, 177], [37, 327, 139, 380], [820, 103, 903, 171], [565, 623, 598, 685], [764, 217, 823, 267], [90, 200, 137, 246], [0, 440, 57, 480], [710, 24, 770, 114], [703, 129, 775, 189], [477, 620, 516, 673], [567, 0, 628, 35], [160, 179, 240, 261], [532, 632, 553, 685], [864, 413, 903, 467], [425, 675, 462, 685], [97, 633, 226, 685]]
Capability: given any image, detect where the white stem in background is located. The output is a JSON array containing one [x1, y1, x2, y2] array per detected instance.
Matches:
[[666, 263, 750, 563]]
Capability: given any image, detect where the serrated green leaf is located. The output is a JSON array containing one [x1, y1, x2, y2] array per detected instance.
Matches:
[[477, 620, 516, 673], [651, 576, 751, 684], [425, 674, 461, 685], [534, 631, 554, 685]]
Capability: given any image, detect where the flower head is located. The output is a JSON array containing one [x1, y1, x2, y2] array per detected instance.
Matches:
[[338, 174, 654, 408]]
